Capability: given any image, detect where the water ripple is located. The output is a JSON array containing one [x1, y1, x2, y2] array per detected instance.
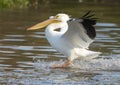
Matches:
[[1, 39, 26, 42], [96, 23, 117, 27]]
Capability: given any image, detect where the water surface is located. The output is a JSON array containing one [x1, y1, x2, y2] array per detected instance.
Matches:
[[0, 1, 120, 85]]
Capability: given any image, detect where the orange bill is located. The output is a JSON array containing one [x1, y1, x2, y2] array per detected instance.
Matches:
[[27, 19, 61, 30]]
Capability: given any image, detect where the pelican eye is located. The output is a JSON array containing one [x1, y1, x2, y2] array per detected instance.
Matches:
[[55, 15, 59, 18]]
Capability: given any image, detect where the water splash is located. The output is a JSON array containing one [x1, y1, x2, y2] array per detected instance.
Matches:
[[33, 54, 120, 71], [33, 57, 66, 70], [72, 55, 120, 71]]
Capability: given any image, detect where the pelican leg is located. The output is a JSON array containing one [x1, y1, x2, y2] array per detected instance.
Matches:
[[52, 59, 71, 68]]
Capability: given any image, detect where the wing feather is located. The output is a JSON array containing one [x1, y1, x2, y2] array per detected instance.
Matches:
[[61, 11, 97, 49]]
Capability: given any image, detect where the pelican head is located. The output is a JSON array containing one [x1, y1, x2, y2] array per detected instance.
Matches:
[[52, 13, 70, 22], [27, 13, 70, 30]]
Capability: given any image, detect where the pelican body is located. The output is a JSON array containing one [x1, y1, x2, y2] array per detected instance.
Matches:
[[27, 11, 101, 68]]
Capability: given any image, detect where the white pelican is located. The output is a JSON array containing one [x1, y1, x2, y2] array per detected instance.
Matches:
[[27, 11, 101, 68]]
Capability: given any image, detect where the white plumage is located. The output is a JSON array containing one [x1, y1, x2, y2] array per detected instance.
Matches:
[[27, 11, 101, 67]]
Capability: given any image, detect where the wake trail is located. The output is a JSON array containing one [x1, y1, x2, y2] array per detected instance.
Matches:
[[33, 55, 120, 71]]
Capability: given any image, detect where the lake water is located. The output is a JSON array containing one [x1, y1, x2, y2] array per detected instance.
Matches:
[[0, 1, 120, 85]]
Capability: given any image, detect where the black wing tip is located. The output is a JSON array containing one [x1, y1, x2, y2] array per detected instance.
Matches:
[[81, 10, 97, 25], [80, 10, 97, 39], [81, 10, 96, 18], [81, 10, 93, 18]]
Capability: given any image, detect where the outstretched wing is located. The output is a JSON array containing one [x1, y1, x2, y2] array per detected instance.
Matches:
[[61, 11, 97, 49]]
